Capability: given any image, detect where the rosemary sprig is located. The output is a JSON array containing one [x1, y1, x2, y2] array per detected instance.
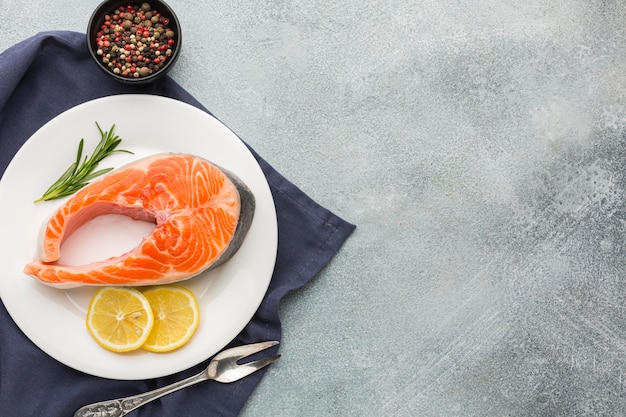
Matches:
[[35, 122, 133, 203]]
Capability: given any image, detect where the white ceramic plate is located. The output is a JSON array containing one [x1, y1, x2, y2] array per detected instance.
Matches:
[[0, 95, 277, 380]]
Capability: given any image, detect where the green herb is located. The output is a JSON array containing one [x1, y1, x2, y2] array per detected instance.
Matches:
[[35, 122, 133, 203]]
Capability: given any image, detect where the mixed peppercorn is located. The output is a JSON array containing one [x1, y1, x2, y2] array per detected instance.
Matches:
[[94, 2, 176, 79]]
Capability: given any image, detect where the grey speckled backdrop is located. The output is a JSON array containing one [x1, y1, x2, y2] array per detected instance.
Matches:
[[3, 1, 626, 415]]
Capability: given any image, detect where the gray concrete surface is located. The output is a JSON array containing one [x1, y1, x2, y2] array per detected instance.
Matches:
[[3, 1, 626, 415]]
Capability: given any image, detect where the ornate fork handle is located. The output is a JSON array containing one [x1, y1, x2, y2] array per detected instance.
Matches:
[[74, 372, 209, 417]]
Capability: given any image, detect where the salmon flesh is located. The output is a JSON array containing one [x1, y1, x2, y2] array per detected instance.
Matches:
[[23, 153, 255, 288]]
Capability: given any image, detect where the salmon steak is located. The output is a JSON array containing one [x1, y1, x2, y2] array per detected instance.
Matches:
[[23, 153, 255, 288]]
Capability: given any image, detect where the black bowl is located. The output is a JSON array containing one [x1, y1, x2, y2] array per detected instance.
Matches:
[[87, 0, 182, 84]]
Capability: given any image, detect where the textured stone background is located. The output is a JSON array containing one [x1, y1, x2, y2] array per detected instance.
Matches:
[[3, 1, 626, 415]]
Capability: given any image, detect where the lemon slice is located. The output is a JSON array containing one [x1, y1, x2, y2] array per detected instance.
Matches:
[[141, 285, 200, 353], [86, 287, 154, 352]]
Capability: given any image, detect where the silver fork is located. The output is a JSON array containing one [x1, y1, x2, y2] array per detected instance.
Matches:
[[73, 341, 281, 417]]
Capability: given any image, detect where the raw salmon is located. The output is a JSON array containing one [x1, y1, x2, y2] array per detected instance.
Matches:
[[23, 153, 255, 288]]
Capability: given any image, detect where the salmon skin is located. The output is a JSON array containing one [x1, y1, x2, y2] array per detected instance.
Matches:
[[23, 153, 255, 288]]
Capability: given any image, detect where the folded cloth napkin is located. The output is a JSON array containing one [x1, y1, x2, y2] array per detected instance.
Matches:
[[0, 31, 355, 417]]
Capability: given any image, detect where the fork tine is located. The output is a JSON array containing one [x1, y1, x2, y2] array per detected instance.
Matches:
[[215, 353, 281, 383], [214, 340, 279, 361], [242, 353, 282, 370], [209, 341, 281, 383]]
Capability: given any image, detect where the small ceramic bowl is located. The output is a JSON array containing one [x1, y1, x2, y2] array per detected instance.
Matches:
[[87, 0, 182, 84]]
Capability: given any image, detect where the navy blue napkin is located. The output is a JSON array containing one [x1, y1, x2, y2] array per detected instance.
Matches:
[[0, 31, 354, 417]]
